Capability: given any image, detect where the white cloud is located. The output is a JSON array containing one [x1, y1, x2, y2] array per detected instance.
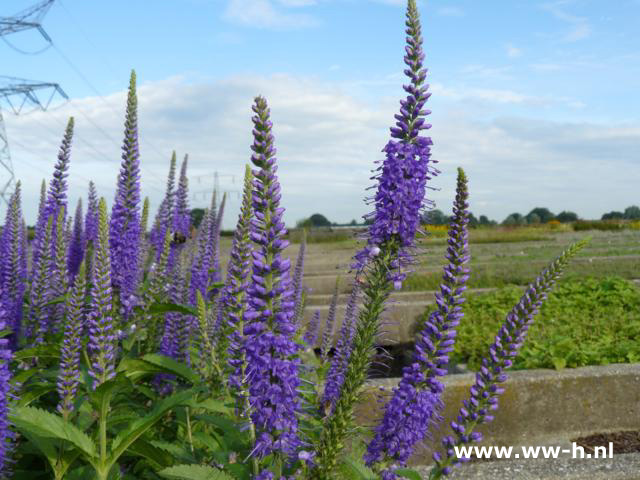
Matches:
[[223, 0, 319, 29], [5, 74, 637, 228], [541, 1, 592, 42], [506, 44, 522, 58]]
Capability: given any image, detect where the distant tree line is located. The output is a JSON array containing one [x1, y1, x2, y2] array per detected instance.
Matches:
[[287, 204, 640, 230]]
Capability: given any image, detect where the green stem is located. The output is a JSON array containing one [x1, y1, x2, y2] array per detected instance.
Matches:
[[185, 407, 194, 454], [311, 251, 394, 479]]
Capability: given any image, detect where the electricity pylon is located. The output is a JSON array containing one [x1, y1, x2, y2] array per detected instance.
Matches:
[[0, 77, 68, 204], [1, 0, 59, 205], [0, 0, 54, 41]]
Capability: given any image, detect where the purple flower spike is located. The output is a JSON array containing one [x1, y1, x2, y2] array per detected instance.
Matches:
[[29, 216, 54, 344], [109, 70, 142, 313], [313, 2, 437, 476], [150, 151, 177, 257], [88, 199, 116, 389], [322, 284, 359, 411], [352, 0, 437, 288], [320, 279, 340, 358], [430, 238, 590, 478], [173, 154, 191, 238], [291, 232, 307, 328], [303, 310, 321, 348], [85, 181, 99, 248], [68, 199, 85, 280], [1, 182, 27, 348], [365, 168, 470, 475], [215, 166, 253, 383], [209, 192, 226, 294], [31, 117, 74, 276], [239, 96, 301, 460], [0, 288, 14, 476], [57, 261, 87, 418]]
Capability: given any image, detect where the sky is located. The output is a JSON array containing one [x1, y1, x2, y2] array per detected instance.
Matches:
[[1, 0, 639, 228]]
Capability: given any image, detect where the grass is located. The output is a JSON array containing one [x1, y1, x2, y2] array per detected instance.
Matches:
[[414, 276, 640, 371], [405, 255, 640, 291]]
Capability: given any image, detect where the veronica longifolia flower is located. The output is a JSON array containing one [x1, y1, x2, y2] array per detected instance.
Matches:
[[109, 71, 142, 312], [313, 2, 436, 477], [365, 168, 470, 476], [1, 182, 26, 348], [430, 238, 590, 479], [67, 199, 85, 280], [216, 166, 253, 382], [0, 294, 13, 476], [31, 118, 74, 275], [58, 262, 87, 417], [239, 96, 301, 460], [88, 199, 116, 389], [150, 151, 177, 256]]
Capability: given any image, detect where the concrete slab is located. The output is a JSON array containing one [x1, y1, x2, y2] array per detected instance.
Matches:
[[412, 452, 640, 479], [355, 364, 640, 468]]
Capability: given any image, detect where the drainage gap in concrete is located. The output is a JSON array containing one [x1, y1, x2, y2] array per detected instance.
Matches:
[[573, 431, 640, 454]]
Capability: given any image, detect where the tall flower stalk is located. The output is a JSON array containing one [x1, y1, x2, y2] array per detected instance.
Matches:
[[29, 217, 54, 344], [151, 151, 177, 257], [109, 70, 142, 313], [312, 1, 435, 476], [366, 168, 471, 478], [88, 199, 116, 389], [239, 96, 301, 466], [215, 166, 253, 384], [68, 199, 85, 281], [291, 230, 307, 328], [31, 118, 74, 275], [1, 182, 26, 348], [57, 261, 87, 419], [429, 238, 590, 479], [0, 290, 13, 476]]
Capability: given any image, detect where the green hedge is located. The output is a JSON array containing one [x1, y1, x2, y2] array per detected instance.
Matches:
[[415, 276, 640, 370]]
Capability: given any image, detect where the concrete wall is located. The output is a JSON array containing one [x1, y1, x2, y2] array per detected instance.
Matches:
[[354, 363, 640, 466]]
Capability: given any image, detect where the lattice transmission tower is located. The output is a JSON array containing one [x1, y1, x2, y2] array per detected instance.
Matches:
[[0, 0, 61, 204]]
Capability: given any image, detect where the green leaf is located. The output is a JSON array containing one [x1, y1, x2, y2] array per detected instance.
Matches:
[[342, 456, 377, 480], [141, 353, 200, 384], [395, 468, 423, 480], [126, 439, 174, 469], [147, 302, 198, 316], [10, 406, 97, 458], [88, 373, 131, 413], [13, 344, 60, 361], [109, 388, 196, 465], [16, 383, 55, 407], [42, 295, 68, 308], [158, 464, 232, 480]]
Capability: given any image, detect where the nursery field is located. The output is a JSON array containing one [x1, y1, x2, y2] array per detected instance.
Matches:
[[268, 228, 640, 373]]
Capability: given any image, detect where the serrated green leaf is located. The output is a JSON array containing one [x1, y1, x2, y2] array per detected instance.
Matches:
[[395, 468, 423, 480], [13, 344, 60, 361], [15, 383, 55, 407], [342, 456, 377, 480], [141, 353, 200, 384], [126, 439, 174, 469], [109, 389, 195, 465], [158, 464, 232, 480], [10, 406, 97, 458]]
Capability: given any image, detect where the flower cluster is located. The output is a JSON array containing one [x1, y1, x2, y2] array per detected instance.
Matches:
[[430, 237, 589, 478], [109, 70, 142, 312], [239, 96, 301, 459], [88, 199, 116, 389], [365, 168, 471, 477], [0, 291, 13, 476], [352, 0, 437, 288]]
